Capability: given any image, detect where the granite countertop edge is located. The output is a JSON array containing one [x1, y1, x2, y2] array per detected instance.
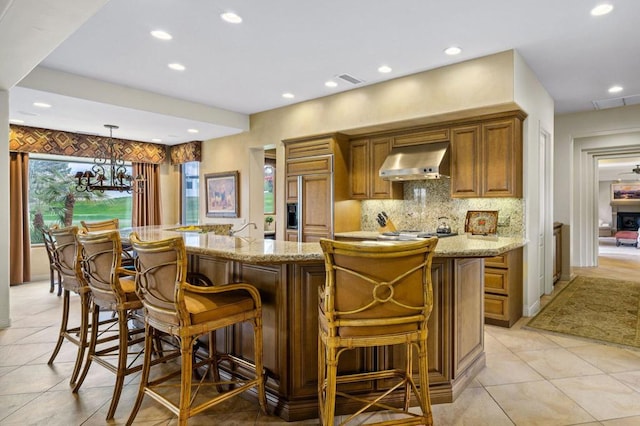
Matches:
[[122, 226, 526, 264]]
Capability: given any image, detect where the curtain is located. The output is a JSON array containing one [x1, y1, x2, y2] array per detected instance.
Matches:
[[132, 162, 162, 227], [10, 152, 31, 284]]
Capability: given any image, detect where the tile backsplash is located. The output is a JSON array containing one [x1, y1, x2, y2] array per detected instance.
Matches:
[[361, 180, 524, 237]]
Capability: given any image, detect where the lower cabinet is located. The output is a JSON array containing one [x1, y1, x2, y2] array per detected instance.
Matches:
[[484, 247, 523, 327]]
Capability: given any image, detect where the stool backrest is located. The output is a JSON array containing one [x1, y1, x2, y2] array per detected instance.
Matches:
[[319, 238, 438, 337], [129, 232, 187, 327], [81, 218, 119, 232], [46, 226, 84, 292], [77, 230, 124, 306]]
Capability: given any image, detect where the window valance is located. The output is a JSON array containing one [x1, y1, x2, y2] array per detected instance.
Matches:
[[9, 125, 167, 165], [170, 141, 202, 165]]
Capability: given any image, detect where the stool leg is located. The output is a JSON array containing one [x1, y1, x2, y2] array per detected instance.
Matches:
[[253, 315, 267, 413], [48, 289, 70, 365], [73, 303, 99, 393], [105, 309, 130, 420], [178, 335, 195, 426], [126, 322, 154, 426], [70, 291, 90, 385], [418, 336, 433, 426]]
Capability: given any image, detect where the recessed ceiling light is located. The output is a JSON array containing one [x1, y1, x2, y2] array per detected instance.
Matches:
[[33, 102, 51, 108], [151, 138, 162, 143], [591, 4, 613, 16], [608, 85, 623, 93], [444, 46, 462, 56], [325, 81, 338, 88], [187, 128, 199, 134], [282, 93, 295, 99], [168, 63, 186, 71], [378, 65, 392, 73], [221, 12, 242, 23], [150, 30, 172, 40], [9, 118, 24, 124]]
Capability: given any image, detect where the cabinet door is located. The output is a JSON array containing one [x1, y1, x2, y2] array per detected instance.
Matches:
[[482, 118, 522, 197], [285, 230, 298, 242], [370, 137, 402, 199], [450, 125, 481, 198], [301, 174, 332, 239], [349, 139, 369, 199], [286, 176, 298, 203]]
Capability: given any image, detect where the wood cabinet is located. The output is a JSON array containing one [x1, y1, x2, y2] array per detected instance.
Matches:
[[484, 247, 523, 327], [188, 252, 486, 421], [349, 137, 402, 200], [392, 127, 450, 147], [451, 113, 524, 198], [284, 133, 358, 241], [553, 222, 562, 284]]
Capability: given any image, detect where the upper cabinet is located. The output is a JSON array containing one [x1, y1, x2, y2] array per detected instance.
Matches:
[[349, 137, 403, 200], [451, 112, 525, 198], [283, 133, 359, 241]]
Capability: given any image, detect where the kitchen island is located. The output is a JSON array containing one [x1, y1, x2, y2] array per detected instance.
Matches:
[[124, 226, 526, 421]]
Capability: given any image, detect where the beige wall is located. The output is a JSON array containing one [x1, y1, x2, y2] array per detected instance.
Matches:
[[199, 50, 520, 235], [196, 49, 554, 317]]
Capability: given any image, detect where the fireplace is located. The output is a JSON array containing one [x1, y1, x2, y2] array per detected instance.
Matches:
[[617, 212, 640, 231]]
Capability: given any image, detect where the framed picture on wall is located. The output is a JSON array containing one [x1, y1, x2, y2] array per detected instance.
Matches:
[[611, 182, 640, 201], [205, 171, 239, 217]]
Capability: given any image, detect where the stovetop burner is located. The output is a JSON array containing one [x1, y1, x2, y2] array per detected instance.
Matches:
[[379, 231, 458, 241]]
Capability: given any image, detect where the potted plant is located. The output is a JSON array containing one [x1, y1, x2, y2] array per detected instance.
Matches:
[[265, 216, 274, 230]]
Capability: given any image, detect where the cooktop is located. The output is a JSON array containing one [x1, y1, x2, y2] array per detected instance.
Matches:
[[379, 231, 458, 240]]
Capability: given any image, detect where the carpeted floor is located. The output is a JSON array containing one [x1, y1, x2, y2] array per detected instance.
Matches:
[[527, 275, 640, 348]]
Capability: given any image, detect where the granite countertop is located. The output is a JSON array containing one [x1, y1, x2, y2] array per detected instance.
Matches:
[[122, 226, 526, 264], [334, 231, 527, 258], [123, 226, 322, 264]]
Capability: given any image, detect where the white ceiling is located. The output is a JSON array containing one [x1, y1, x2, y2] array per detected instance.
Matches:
[[5, 0, 640, 152]]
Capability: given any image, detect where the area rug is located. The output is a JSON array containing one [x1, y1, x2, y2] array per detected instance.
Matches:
[[527, 276, 640, 348]]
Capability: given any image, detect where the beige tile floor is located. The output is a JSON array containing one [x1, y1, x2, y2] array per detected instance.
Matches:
[[2, 242, 640, 425]]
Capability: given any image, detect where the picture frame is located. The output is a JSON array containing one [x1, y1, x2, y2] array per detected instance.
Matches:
[[464, 210, 499, 235], [205, 171, 239, 218], [611, 182, 640, 201]]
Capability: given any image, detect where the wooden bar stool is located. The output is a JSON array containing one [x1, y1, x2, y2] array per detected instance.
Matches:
[[73, 230, 175, 420], [126, 232, 266, 426], [42, 226, 63, 296], [80, 218, 135, 267], [45, 226, 96, 385], [318, 238, 438, 426]]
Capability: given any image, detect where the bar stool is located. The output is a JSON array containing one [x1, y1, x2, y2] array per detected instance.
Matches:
[[80, 218, 135, 267], [73, 230, 174, 420], [45, 226, 96, 385], [126, 232, 266, 426], [42, 226, 62, 296], [318, 238, 438, 426]]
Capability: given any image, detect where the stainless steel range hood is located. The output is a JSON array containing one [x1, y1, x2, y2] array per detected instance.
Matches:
[[379, 141, 450, 181]]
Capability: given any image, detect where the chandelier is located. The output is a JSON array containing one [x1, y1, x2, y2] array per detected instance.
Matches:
[[75, 124, 144, 193]]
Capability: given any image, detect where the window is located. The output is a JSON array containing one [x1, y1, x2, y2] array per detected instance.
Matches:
[[29, 156, 132, 244], [182, 161, 200, 225], [264, 163, 275, 214]]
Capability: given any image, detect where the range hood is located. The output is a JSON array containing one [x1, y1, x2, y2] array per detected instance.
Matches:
[[379, 141, 450, 181]]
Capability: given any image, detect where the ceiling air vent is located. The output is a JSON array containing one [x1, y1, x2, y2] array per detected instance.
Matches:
[[592, 94, 640, 110], [337, 73, 364, 85]]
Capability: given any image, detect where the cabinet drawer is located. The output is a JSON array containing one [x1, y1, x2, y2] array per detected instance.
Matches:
[[286, 155, 333, 175], [392, 128, 449, 147], [285, 138, 333, 158], [485, 253, 508, 268], [484, 294, 509, 320], [485, 268, 508, 294]]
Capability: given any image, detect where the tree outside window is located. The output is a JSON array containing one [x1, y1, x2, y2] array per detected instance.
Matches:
[[29, 157, 132, 244]]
